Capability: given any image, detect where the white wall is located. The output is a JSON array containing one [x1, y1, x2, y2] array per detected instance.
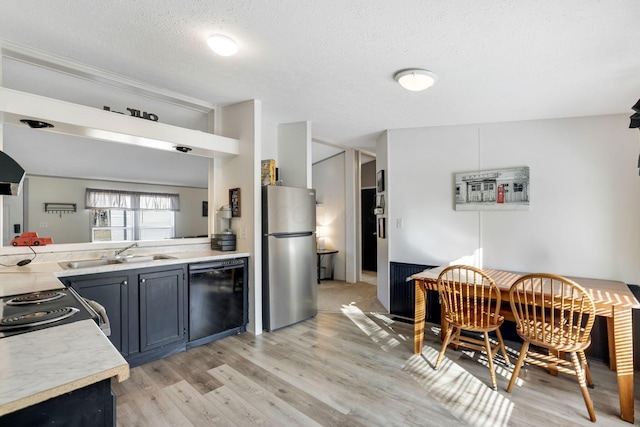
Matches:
[[344, 149, 358, 283], [362, 160, 376, 188], [376, 131, 390, 308], [261, 111, 278, 165], [312, 152, 347, 280], [278, 121, 312, 188], [385, 114, 640, 285], [220, 100, 262, 334]]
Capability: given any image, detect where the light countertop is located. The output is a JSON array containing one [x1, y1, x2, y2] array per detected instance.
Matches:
[[0, 320, 129, 416], [0, 249, 249, 416], [0, 249, 250, 297]]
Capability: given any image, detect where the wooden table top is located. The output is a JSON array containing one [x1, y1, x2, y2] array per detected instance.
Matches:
[[412, 265, 640, 311]]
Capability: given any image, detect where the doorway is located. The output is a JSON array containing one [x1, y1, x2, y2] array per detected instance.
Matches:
[[361, 188, 377, 272]]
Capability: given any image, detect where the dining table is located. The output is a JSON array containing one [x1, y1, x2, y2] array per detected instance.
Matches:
[[411, 265, 640, 424]]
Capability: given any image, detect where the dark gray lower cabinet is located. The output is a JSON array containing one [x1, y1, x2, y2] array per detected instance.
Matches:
[[61, 265, 187, 367], [61, 273, 130, 355], [139, 268, 185, 352], [0, 379, 114, 427]]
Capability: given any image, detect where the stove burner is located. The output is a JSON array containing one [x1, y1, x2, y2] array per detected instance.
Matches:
[[6, 291, 66, 306], [0, 307, 79, 330]]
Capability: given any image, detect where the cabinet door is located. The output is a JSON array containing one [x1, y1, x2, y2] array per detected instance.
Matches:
[[139, 268, 186, 352], [64, 273, 130, 355]]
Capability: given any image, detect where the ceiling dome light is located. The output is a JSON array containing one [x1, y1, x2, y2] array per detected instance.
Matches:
[[394, 69, 438, 91], [207, 34, 238, 57]]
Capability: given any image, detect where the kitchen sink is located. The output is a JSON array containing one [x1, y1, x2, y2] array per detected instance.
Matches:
[[59, 254, 176, 270]]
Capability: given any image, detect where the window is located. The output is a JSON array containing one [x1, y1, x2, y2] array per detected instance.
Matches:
[[91, 209, 135, 242], [90, 209, 174, 242], [514, 183, 524, 192], [483, 182, 495, 191], [138, 210, 174, 240], [86, 189, 179, 242]]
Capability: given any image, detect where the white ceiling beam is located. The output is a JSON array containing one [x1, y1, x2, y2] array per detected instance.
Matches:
[[0, 87, 238, 158]]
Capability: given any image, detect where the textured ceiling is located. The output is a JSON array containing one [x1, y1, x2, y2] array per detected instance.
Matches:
[[0, 0, 639, 157]]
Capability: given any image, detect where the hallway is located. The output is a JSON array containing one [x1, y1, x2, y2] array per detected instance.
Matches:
[[317, 271, 385, 313]]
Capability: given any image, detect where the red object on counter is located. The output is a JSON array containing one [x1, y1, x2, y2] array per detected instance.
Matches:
[[10, 232, 54, 246]]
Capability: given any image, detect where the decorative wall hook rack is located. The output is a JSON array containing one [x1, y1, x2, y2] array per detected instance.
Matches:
[[45, 202, 77, 217]]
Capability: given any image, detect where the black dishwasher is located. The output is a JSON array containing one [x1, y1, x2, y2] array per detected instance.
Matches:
[[188, 258, 248, 347]]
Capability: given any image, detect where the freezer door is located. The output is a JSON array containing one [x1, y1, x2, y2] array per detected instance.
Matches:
[[264, 186, 316, 234], [264, 233, 317, 331]]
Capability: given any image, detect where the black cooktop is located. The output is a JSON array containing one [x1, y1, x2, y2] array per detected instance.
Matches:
[[0, 288, 97, 338]]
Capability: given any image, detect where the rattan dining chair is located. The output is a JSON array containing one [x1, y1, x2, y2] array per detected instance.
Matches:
[[433, 265, 510, 390], [507, 273, 597, 422]]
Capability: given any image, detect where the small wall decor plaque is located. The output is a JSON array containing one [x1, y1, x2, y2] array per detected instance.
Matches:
[[103, 106, 159, 122]]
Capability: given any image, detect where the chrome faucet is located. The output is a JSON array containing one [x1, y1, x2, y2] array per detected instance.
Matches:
[[114, 242, 138, 257]]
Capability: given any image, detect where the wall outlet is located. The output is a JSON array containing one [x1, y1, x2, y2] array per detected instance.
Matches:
[[39, 221, 48, 228], [396, 219, 403, 229], [239, 228, 247, 239]]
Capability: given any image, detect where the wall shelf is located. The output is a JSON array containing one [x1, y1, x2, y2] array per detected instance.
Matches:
[[45, 202, 77, 217]]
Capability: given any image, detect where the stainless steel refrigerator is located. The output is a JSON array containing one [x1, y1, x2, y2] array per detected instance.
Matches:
[[262, 185, 317, 331]]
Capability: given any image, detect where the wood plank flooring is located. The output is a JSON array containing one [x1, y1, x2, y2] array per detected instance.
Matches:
[[113, 308, 640, 426], [317, 280, 385, 313]]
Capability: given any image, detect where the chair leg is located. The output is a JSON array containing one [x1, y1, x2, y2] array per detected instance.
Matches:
[[495, 328, 510, 365], [507, 341, 530, 393], [483, 332, 498, 390], [570, 352, 596, 422], [578, 351, 594, 388], [434, 325, 455, 370], [453, 328, 462, 350], [547, 350, 560, 377]]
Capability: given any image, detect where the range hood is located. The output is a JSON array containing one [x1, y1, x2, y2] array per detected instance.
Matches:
[[0, 151, 25, 196]]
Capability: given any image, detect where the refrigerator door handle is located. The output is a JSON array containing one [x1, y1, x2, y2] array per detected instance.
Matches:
[[271, 231, 314, 238]]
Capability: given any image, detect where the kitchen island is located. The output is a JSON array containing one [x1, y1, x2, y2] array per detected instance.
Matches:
[[0, 247, 249, 423]]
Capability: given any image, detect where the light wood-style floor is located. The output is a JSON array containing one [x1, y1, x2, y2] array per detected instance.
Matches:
[[317, 278, 385, 313], [113, 305, 640, 426]]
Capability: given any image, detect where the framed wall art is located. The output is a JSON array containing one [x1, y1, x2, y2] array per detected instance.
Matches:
[[455, 166, 530, 211], [374, 194, 385, 215], [229, 188, 241, 217], [377, 217, 386, 239], [377, 170, 385, 192]]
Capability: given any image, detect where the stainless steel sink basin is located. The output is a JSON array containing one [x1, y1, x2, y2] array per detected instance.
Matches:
[[60, 254, 175, 270]]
